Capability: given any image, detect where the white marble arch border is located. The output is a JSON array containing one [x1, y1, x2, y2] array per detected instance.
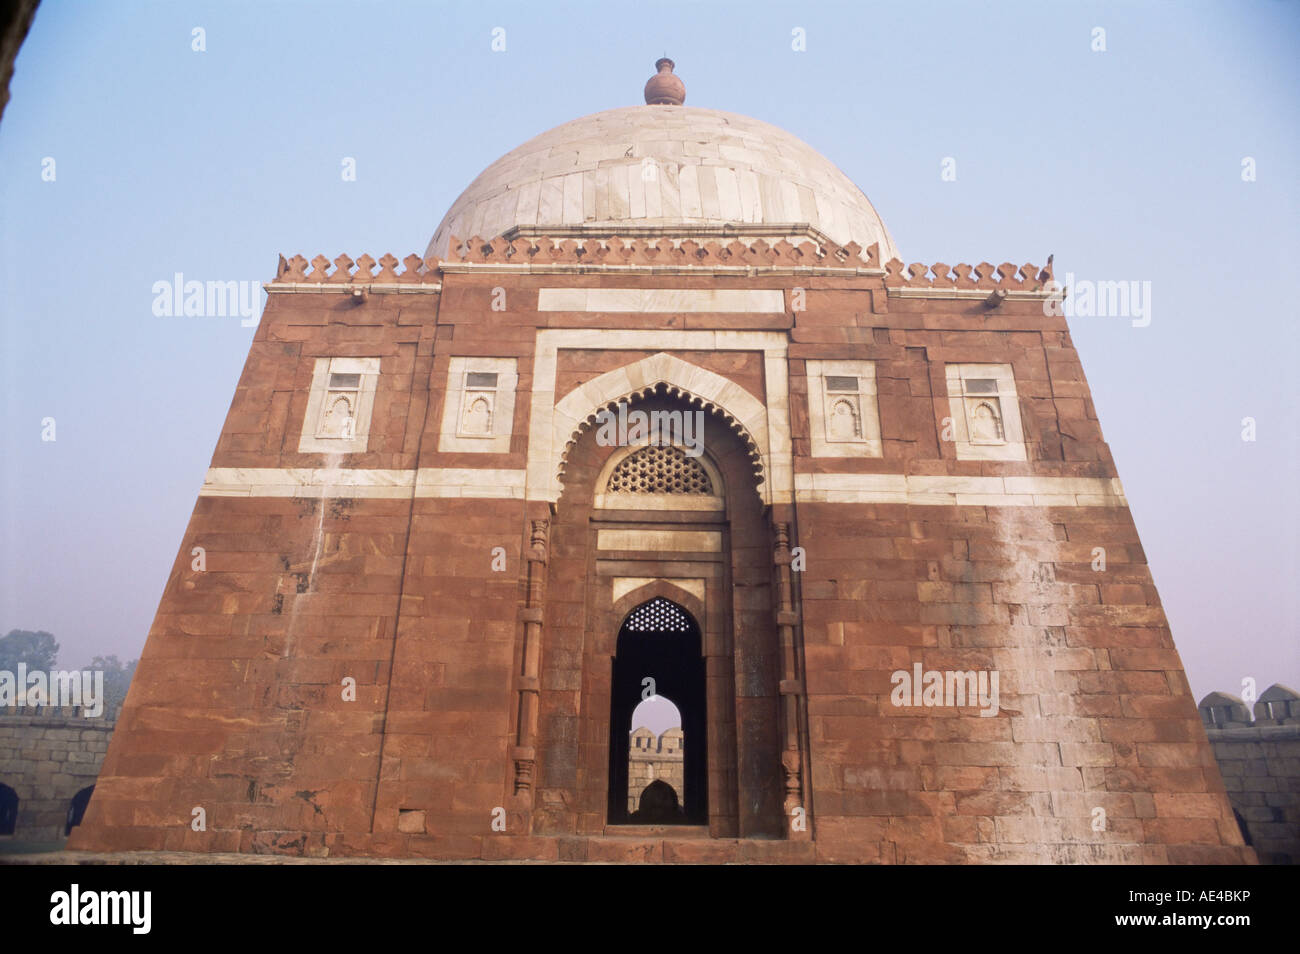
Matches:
[[557, 356, 765, 499], [529, 331, 792, 505]]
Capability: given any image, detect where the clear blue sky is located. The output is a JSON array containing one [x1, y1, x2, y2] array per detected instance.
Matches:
[[2, 0, 1296, 705]]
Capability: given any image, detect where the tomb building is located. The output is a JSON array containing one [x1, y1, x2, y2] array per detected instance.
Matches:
[[70, 60, 1252, 863]]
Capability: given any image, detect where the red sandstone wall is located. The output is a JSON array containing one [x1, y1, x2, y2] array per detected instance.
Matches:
[[70, 257, 1251, 862], [797, 500, 1241, 863], [788, 286, 1247, 863], [72, 286, 436, 854]]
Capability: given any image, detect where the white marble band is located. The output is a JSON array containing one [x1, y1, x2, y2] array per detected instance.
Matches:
[[794, 473, 1126, 507], [199, 467, 1125, 507], [199, 467, 523, 500]]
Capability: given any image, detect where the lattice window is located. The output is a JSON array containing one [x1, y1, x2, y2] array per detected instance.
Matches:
[[624, 598, 692, 633], [606, 445, 713, 495]]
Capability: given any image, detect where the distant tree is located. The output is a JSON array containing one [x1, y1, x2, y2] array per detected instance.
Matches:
[[87, 655, 138, 712], [0, 629, 59, 672]]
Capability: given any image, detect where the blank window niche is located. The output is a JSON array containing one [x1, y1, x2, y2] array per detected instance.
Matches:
[[944, 363, 1026, 461], [806, 360, 881, 457], [459, 372, 499, 437], [438, 357, 518, 453], [321, 372, 362, 438], [298, 357, 381, 454]]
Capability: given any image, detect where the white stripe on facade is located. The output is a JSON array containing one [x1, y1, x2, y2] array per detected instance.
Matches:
[[199, 467, 1125, 506]]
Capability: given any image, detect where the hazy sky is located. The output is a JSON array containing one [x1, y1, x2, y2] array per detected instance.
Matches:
[[634, 696, 681, 736], [2, 0, 1296, 706]]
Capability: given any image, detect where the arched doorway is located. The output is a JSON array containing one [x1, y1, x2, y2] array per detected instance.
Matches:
[[0, 783, 17, 835], [1232, 807, 1253, 847], [534, 384, 786, 839], [66, 785, 94, 836], [608, 598, 706, 825]]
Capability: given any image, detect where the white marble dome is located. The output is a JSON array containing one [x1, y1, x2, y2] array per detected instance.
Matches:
[[427, 105, 899, 260]]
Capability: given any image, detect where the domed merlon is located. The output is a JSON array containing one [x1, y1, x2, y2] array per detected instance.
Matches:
[[426, 105, 900, 261], [644, 57, 685, 106]]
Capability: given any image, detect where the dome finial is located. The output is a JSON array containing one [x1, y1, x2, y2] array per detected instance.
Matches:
[[644, 57, 685, 106]]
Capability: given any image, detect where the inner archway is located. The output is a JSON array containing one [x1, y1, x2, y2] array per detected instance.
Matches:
[[0, 783, 17, 835], [66, 785, 94, 836], [607, 598, 706, 825]]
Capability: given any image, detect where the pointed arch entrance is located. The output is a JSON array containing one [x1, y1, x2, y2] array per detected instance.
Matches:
[[532, 383, 787, 839], [608, 596, 707, 825]]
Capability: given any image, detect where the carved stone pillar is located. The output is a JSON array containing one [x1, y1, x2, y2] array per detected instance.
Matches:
[[773, 520, 811, 839], [511, 517, 549, 805]]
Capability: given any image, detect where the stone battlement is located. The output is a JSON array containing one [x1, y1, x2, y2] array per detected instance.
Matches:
[[1198, 684, 1300, 728], [1197, 684, 1299, 864], [0, 705, 119, 843], [270, 236, 1053, 290], [629, 726, 685, 758], [627, 727, 685, 815], [883, 257, 1055, 291], [0, 703, 122, 725]]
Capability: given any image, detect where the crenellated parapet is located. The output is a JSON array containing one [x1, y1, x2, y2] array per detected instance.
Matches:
[[444, 233, 884, 269], [1198, 684, 1300, 727], [628, 726, 685, 757], [883, 257, 1055, 292], [270, 239, 1061, 290], [269, 234, 894, 285], [273, 252, 436, 284], [1196, 683, 1299, 865], [0, 702, 122, 723]]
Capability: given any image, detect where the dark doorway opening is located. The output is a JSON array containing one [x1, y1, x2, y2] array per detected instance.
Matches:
[[0, 783, 17, 835], [1232, 807, 1253, 847], [66, 785, 94, 836], [607, 597, 707, 825]]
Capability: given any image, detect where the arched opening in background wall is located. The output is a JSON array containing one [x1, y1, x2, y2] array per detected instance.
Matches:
[[65, 785, 94, 837], [0, 783, 17, 835]]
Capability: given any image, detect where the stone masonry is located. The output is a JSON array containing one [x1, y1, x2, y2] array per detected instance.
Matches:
[[0, 705, 118, 843], [627, 727, 685, 813], [1198, 684, 1300, 864], [67, 64, 1255, 863], [65, 233, 1255, 863]]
